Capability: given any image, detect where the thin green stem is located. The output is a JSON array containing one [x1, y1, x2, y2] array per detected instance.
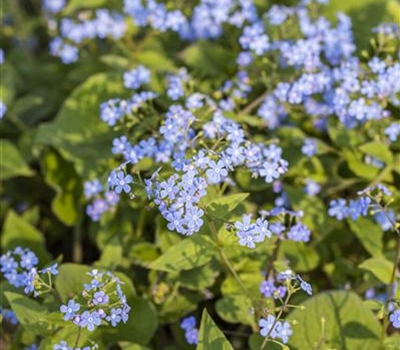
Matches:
[[260, 293, 291, 350]]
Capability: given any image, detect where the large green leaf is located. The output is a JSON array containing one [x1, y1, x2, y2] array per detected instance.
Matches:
[[204, 193, 249, 219], [348, 218, 383, 257], [39, 324, 93, 350], [55, 263, 92, 302], [359, 142, 393, 165], [35, 72, 125, 177], [150, 235, 215, 273], [5, 292, 52, 336], [278, 241, 320, 272], [359, 257, 393, 284], [197, 309, 234, 350], [181, 41, 236, 78], [216, 294, 256, 327], [55, 263, 136, 302], [102, 296, 158, 345], [1, 210, 50, 262], [0, 140, 33, 180], [41, 149, 82, 226], [287, 291, 380, 350]]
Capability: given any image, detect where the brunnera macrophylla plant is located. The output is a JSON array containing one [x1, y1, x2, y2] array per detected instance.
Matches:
[[1, 0, 400, 349]]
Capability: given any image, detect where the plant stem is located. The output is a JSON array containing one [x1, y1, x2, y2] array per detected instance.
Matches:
[[260, 293, 291, 349], [73, 208, 83, 263], [73, 327, 81, 348]]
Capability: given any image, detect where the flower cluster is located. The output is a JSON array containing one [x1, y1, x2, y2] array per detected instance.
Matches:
[[87, 65, 290, 236], [54, 341, 98, 350], [260, 271, 312, 300], [328, 196, 371, 221], [59, 269, 131, 332], [0, 247, 58, 296], [329, 184, 397, 232], [0, 48, 6, 120], [259, 314, 293, 344], [245, 4, 399, 130], [42, 0, 66, 14], [124, 0, 258, 41], [0, 307, 18, 325], [48, 10, 126, 63], [390, 310, 400, 329], [84, 179, 120, 221], [180, 316, 199, 345]]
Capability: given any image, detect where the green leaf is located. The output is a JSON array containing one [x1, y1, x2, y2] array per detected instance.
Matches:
[[55, 263, 136, 302], [63, 0, 107, 15], [181, 41, 236, 78], [348, 218, 383, 257], [384, 334, 400, 350], [35, 72, 126, 177], [197, 309, 234, 350], [5, 292, 51, 336], [0, 140, 33, 180], [359, 142, 393, 164], [102, 296, 158, 345], [119, 343, 152, 350], [278, 241, 320, 272], [344, 150, 380, 180], [39, 324, 93, 350], [359, 257, 393, 283], [55, 263, 92, 302], [287, 291, 380, 350], [129, 242, 160, 267], [178, 261, 219, 290], [216, 294, 256, 327], [1, 210, 50, 262], [95, 236, 123, 270], [204, 193, 249, 219], [150, 235, 215, 273], [41, 149, 82, 226]]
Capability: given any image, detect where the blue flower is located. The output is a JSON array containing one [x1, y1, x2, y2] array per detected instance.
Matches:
[[259, 162, 280, 183], [185, 328, 199, 345], [206, 160, 228, 184], [297, 275, 313, 295], [254, 218, 271, 240], [304, 180, 321, 196], [53, 341, 72, 350], [84, 179, 103, 199], [93, 291, 109, 305], [260, 280, 276, 298], [259, 315, 278, 338], [275, 321, 293, 344], [20, 251, 38, 270], [0, 101, 7, 119], [287, 223, 311, 242], [185, 207, 204, 231], [164, 211, 186, 234], [60, 300, 80, 321], [111, 171, 133, 194], [301, 138, 317, 157], [180, 316, 196, 331], [390, 310, 400, 328], [43, 0, 66, 14], [123, 65, 151, 89], [106, 308, 122, 327], [328, 199, 348, 220], [80, 311, 101, 332]]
